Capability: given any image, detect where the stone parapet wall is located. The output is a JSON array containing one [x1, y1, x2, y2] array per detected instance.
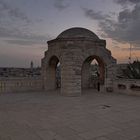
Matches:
[[113, 79, 140, 96], [0, 77, 43, 93]]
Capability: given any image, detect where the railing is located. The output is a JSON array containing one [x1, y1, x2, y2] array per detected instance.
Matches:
[[0, 77, 43, 93], [114, 79, 140, 96]]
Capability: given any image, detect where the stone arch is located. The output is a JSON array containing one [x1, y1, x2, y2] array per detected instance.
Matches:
[[42, 27, 117, 96], [42, 55, 61, 91], [82, 47, 115, 66], [81, 55, 105, 89]]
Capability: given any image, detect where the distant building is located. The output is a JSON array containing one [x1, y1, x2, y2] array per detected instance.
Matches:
[[0, 27, 139, 96], [0, 67, 41, 78], [30, 61, 34, 70]]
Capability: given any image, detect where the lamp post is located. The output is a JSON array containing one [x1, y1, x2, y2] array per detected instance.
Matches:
[[129, 43, 132, 63]]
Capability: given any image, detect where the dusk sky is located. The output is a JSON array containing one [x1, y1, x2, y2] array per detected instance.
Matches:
[[0, 0, 140, 67]]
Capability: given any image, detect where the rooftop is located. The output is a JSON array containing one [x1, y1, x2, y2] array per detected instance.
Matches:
[[0, 90, 140, 139], [57, 27, 99, 40]]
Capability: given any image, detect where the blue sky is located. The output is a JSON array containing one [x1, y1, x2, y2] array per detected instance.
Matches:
[[0, 0, 140, 67]]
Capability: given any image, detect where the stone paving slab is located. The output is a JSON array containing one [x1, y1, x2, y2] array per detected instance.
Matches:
[[0, 90, 140, 140]]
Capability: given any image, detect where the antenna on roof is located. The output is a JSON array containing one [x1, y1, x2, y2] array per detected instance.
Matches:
[[129, 43, 132, 63]]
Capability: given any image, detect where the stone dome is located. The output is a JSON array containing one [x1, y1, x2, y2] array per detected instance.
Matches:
[[57, 27, 99, 40]]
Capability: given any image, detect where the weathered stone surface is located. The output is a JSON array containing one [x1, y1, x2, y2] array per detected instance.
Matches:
[[1, 91, 140, 140], [42, 27, 116, 96]]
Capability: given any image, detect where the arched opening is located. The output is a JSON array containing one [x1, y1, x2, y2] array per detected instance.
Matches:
[[90, 59, 100, 89], [81, 56, 105, 90], [56, 62, 61, 88], [47, 56, 61, 90]]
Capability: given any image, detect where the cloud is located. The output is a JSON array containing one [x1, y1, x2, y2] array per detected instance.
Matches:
[[5, 39, 44, 46], [115, 0, 140, 5], [5, 34, 52, 46], [83, 3, 140, 47], [0, 0, 31, 23], [122, 47, 140, 51], [113, 46, 121, 49], [0, 26, 53, 45], [4, 35, 52, 46], [54, 0, 70, 10], [0, 27, 25, 38], [83, 8, 111, 21], [0, 0, 52, 46], [8, 8, 31, 23]]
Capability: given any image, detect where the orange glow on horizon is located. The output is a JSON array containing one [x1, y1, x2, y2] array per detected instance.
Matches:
[[106, 38, 140, 64]]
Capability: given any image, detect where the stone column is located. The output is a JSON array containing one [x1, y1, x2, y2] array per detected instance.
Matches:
[[105, 63, 116, 92], [99, 63, 105, 84], [81, 62, 90, 89], [61, 53, 81, 96], [42, 58, 57, 91], [45, 66, 57, 90]]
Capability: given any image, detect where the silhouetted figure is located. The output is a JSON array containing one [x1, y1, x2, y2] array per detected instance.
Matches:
[[30, 61, 33, 77], [30, 61, 33, 69], [97, 81, 100, 91], [96, 71, 100, 92]]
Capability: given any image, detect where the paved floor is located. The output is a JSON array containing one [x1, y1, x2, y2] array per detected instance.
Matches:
[[0, 90, 140, 140]]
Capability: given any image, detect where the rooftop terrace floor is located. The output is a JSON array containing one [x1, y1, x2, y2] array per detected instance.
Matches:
[[0, 90, 140, 140]]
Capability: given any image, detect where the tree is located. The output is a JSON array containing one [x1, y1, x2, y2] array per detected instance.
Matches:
[[122, 60, 140, 79]]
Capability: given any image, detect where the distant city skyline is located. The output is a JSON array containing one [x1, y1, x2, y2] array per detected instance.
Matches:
[[0, 0, 140, 67]]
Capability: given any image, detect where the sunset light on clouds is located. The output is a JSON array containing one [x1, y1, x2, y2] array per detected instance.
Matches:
[[0, 0, 140, 67]]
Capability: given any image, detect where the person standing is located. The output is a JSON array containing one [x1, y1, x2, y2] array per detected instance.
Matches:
[[97, 81, 100, 91]]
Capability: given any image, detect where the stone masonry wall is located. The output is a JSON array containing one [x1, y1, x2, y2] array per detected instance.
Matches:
[[0, 77, 43, 93], [42, 38, 116, 96], [113, 79, 140, 96]]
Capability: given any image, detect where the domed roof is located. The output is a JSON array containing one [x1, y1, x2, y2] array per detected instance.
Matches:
[[57, 27, 99, 40]]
